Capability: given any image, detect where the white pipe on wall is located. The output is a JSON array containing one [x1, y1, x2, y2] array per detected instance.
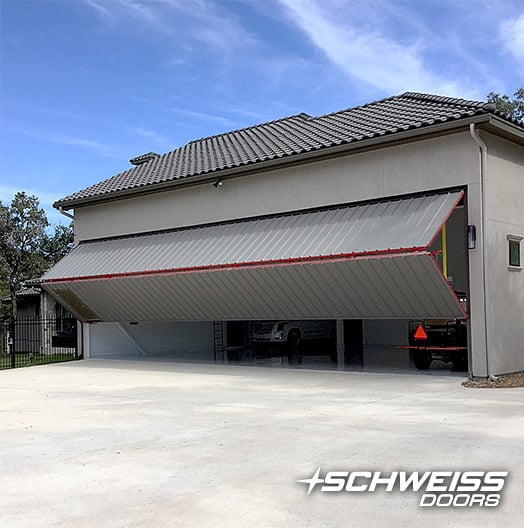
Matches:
[[59, 206, 74, 220], [469, 123, 497, 381]]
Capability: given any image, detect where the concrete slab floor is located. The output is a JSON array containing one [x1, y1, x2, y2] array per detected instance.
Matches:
[[1, 360, 522, 528]]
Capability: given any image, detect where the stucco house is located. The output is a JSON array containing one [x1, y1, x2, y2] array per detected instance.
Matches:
[[42, 92, 524, 377], [1, 284, 76, 356]]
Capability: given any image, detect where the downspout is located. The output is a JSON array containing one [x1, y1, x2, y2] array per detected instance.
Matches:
[[469, 123, 497, 381], [59, 206, 74, 220]]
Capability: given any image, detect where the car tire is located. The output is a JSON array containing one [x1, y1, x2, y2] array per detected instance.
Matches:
[[288, 330, 301, 349], [413, 350, 432, 370], [288, 330, 302, 365], [451, 352, 468, 372], [328, 328, 337, 363]]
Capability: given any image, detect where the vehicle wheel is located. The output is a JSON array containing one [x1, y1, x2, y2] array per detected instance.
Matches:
[[288, 330, 301, 350], [288, 330, 302, 365], [241, 348, 256, 362], [329, 332, 338, 364], [452, 352, 468, 372], [412, 350, 432, 370], [227, 350, 240, 362], [328, 328, 337, 362]]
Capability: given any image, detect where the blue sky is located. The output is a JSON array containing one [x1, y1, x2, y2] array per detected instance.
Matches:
[[1, 0, 523, 225]]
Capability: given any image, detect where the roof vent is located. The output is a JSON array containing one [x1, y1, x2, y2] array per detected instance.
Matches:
[[129, 152, 160, 166], [482, 103, 497, 112]]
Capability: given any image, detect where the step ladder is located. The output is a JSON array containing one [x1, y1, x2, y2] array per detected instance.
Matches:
[[213, 321, 225, 363]]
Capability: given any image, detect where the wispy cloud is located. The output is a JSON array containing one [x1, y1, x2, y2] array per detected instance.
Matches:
[[82, 0, 174, 34], [8, 126, 119, 158], [276, 0, 470, 97], [501, 14, 524, 64], [222, 106, 265, 120], [81, 0, 255, 54], [159, 0, 257, 52], [122, 0, 174, 34], [128, 126, 172, 149], [82, 0, 113, 20], [167, 108, 238, 127], [43, 133, 117, 157], [6, 100, 95, 121], [0, 185, 61, 208], [121, 93, 155, 105]]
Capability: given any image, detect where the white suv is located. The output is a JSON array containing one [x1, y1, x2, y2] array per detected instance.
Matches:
[[251, 320, 336, 363]]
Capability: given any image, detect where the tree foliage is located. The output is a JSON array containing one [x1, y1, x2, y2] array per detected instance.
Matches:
[[42, 223, 75, 266], [487, 88, 524, 121], [0, 192, 73, 319]]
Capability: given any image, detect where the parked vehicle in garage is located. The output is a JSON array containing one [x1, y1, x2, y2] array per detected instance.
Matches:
[[407, 319, 468, 371], [251, 320, 336, 364], [405, 292, 468, 371]]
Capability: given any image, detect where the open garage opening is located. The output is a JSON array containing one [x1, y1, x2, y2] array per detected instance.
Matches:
[[49, 189, 471, 375]]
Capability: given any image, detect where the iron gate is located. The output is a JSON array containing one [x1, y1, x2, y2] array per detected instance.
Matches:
[[0, 316, 80, 370]]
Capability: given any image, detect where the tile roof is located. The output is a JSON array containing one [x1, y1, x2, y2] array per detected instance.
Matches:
[[55, 92, 521, 208], [1, 287, 41, 303]]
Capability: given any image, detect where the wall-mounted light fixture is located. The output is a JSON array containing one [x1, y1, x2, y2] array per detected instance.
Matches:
[[213, 178, 224, 188], [468, 225, 476, 250]]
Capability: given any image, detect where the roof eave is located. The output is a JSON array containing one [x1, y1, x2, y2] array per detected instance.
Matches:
[[54, 113, 500, 211], [481, 114, 524, 145]]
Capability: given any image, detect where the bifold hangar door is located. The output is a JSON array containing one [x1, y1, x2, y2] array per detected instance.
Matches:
[[42, 191, 466, 322]]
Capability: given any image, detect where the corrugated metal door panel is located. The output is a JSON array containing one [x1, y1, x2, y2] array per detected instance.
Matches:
[[385, 255, 428, 315], [42, 191, 463, 281], [45, 253, 465, 322]]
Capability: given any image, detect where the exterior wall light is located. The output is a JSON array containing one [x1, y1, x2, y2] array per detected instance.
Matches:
[[468, 225, 476, 250], [213, 178, 224, 188]]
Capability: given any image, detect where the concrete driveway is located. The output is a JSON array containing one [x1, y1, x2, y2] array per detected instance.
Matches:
[[1, 360, 522, 527]]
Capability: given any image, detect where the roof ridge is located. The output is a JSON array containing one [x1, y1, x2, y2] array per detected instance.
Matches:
[[400, 92, 524, 125], [399, 91, 486, 108], [187, 112, 312, 145], [313, 93, 402, 121], [313, 92, 490, 123]]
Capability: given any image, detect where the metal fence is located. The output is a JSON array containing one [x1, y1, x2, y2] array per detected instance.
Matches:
[[0, 316, 80, 370]]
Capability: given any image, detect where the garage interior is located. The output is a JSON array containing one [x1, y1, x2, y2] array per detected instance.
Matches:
[[43, 189, 470, 374]]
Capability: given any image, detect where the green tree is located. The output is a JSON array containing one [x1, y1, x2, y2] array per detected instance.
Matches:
[[487, 88, 524, 121], [0, 192, 73, 319], [42, 223, 74, 266], [0, 260, 10, 319]]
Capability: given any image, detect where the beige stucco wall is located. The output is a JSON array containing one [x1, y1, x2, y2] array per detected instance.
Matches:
[[74, 132, 479, 240], [485, 134, 524, 374], [70, 130, 522, 376]]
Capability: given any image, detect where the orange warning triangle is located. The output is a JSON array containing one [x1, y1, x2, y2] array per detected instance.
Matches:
[[414, 324, 428, 341]]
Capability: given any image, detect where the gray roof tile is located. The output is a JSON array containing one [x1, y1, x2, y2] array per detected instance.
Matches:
[[55, 92, 522, 208], [1, 287, 41, 303]]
